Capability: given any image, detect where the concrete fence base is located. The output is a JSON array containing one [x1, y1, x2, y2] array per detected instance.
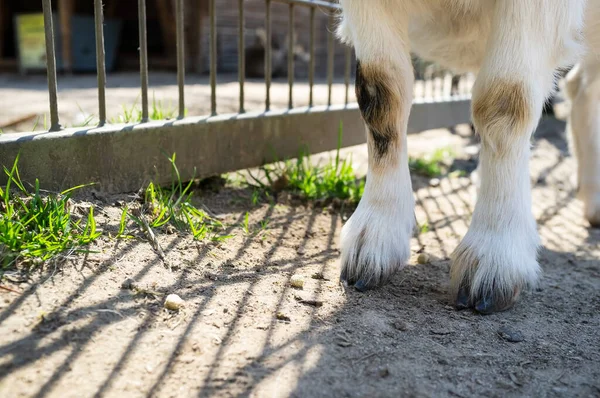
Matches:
[[0, 99, 471, 193]]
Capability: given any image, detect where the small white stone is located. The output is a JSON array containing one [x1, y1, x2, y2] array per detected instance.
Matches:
[[164, 294, 185, 311], [290, 274, 305, 289]]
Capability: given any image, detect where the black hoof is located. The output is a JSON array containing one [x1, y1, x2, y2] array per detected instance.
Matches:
[[340, 270, 381, 293], [455, 286, 470, 310], [454, 286, 518, 314], [353, 279, 370, 292], [474, 294, 496, 315]]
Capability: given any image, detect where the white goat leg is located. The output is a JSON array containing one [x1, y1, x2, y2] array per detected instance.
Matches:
[[566, 61, 600, 227], [338, 0, 416, 290], [450, 0, 585, 313]]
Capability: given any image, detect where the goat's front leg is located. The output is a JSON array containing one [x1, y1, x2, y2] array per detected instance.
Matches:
[[450, 1, 586, 313], [338, 2, 415, 290]]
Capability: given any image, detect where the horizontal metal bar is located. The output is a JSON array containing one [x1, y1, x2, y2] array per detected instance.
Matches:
[[271, 0, 340, 10], [0, 99, 472, 193], [408, 97, 471, 134]]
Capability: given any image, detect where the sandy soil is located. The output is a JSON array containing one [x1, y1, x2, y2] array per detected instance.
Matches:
[[0, 116, 598, 398]]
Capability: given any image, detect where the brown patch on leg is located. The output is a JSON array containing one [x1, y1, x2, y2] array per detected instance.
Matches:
[[472, 81, 532, 156], [355, 61, 404, 167]]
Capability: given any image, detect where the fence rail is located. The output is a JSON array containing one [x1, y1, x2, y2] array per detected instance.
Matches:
[[0, 0, 472, 193]]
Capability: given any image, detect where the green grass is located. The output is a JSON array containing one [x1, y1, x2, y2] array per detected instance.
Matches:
[[111, 95, 182, 124], [31, 114, 48, 132], [409, 147, 456, 178], [247, 124, 365, 206], [0, 154, 101, 269], [239, 211, 270, 238], [241, 212, 250, 235], [127, 153, 228, 242]]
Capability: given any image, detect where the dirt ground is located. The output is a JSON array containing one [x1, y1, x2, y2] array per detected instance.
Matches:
[[0, 112, 598, 397]]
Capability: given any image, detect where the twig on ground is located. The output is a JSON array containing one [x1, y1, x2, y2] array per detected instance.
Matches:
[[0, 285, 22, 294], [135, 210, 169, 267]]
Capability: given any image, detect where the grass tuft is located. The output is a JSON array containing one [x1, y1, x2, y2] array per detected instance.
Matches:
[[111, 95, 183, 124], [127, 153, 228, 242], [0, 154, 101, 269], [247, 123, 365, 206], [409, 147, 456, 178]]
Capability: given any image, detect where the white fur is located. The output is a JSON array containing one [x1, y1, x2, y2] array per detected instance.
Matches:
[[338, 0, 416, 288], [338, 0, 599, 308], [340, 159, 415, 286], [565, 59, 600, 226]]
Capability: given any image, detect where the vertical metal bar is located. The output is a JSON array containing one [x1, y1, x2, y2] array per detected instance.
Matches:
[[344, 45, 351, 105], [265, 0, 272, 111], [327, 14, 334, 107], [42, 0, 61, 131], [176, 0, 185, 119], [287, 4, 294, 109], [138, 0, 149, 122], [238, 0, 245, 113], [308, 7, 315, 108], [94, 0, 107, 126], [210, 0, 217, 116]]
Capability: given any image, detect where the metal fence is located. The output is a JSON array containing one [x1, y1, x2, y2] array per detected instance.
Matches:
[[0, 0, 472, 193]]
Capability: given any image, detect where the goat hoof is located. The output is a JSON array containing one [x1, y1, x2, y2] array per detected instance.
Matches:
[[353, 279, 371, 292], [454, 288, 517, 314], [339, 271, 378, 292], [474, 291, 517, 314], [455, 286, 470, 310], [474, 294, 496, 314]]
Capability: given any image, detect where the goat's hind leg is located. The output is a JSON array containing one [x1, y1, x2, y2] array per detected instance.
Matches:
[[566, 61, 600, 227], [565, 0, 600, 228], [338, 1, 415, 290]]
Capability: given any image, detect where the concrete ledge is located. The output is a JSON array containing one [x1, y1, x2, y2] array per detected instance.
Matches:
[[0, 99, 471, 193]]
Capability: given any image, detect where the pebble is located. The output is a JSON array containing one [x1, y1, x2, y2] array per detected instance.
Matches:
[[121, 278, 136, 290], [290, 274, 305, 289], [276, 312, 291, 322], [164, 294, 185, 311], [429, 178, 441, 187], [393, 320, 410, 331], [311, 272, 327, 280], [417, 253, 431, 264], [165, 225, 176, 234], [497, 326, 524, 343]]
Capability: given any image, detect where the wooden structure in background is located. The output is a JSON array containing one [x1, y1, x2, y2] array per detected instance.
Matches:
[[0, 0, 344, 75]]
